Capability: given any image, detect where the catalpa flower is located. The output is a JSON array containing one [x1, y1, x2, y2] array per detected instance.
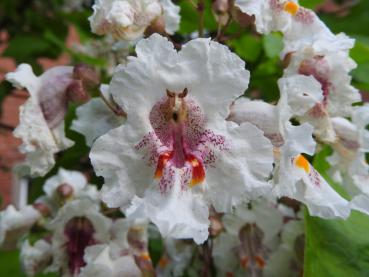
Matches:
[[20, 239, 53, 277], [234, 0, 341, 54], [283, 42, 361, 142], [265, 219, 304, 277], [0, 205, 41, 250], [229, 75, 351, 219], [79, 219, 149, 277], [5, 64, 99, 177], [46, 199, 112, 276], [71, 84, 126, 147], [89, 0, 180, 40], [328, 105, 369, 196], [156, 239, 194, 277], [90, 34, 274, 243], [213, 201, 284, 276]]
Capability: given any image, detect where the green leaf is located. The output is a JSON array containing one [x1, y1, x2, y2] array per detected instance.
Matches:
[[299, 0, 324, 9], [320, 1, 369, 37], [352, 63, 369, 85], [228, 34, 262, 62], [304, 148, 369, 276], [304, 211, 369, 277], [262, 32, 283, 59], [0, 250, 23, 276], [3, 35, 52, 62]]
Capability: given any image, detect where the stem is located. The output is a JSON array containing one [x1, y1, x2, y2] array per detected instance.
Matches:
[[198, 0, 205, 37], [100, 92, 127, 117], [187, 0, 197, 8]]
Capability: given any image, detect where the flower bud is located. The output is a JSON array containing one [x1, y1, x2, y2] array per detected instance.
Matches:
[[73, 64, 100, 89], [33, 202, 51, 218], [56, 183, 74, 199], [66, 80, 90, 103]]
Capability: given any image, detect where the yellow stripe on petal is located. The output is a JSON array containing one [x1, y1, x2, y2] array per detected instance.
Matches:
[[284, 1, 299, 15], [295, 154, 310, 173]]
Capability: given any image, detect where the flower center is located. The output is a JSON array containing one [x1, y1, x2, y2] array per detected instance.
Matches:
[[136, 88, 229, 193], [64, 217, 96, 275], [283, 1, 299, 15]]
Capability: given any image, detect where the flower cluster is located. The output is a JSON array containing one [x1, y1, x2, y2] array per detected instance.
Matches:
[[2, 0, 369, 276]]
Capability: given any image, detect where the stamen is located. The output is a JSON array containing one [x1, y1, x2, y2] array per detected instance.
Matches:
[[294, 154, 310, 173], [284, 1, 299, 15], [178, 88, 188, 98]]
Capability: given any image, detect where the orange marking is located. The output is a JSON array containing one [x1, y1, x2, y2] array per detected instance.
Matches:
[[284, 1, 299, 15], [254, 255, 266, 269], [240, 256, 249, 269], [295, 154, 310, 173], [186, 154, 205, 187], [158, 256, 169, 268], [155, 151, 173, 178], [140, 252, 151, 261]]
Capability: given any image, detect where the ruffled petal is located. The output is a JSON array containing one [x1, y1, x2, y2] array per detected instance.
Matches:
[[126, 179, 209, 244], [71, 93, 125, 146], [206, 122, 274, 212], [160, 0, 180, 34], [90, 125, 154, 208]]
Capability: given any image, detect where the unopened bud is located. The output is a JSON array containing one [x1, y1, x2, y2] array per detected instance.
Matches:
[[33, 202, 51, 217], [66, 80, 89, 103], [56, 183, 74, 199], [73, 64, 100, 89]]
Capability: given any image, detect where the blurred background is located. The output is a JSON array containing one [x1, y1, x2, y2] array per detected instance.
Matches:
[[0, 0, 368, 275]]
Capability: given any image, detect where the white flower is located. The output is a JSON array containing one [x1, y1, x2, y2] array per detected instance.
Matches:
[[229, 75, 351, 219], [80, 218, 151, 277], [79, 245, 142, 277], [284, 41, 360, 119], [90, 34, 274, 244], [71, 85, 126, 146], [20, 239, 52, 277], [213, 201, 284, 275], [264, 220, 304, 276], [46, 199, 112, 276], [42, 168, 99, 210], [89, 0, 180, 40], [0, 205, 41, 250], [234, 0, 341, 54], [156, 239, 194, 277], [327, 105, 369, 198], [5, 64, 96, 177]]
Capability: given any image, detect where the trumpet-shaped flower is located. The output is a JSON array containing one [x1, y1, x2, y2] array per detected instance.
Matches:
[[0, 205, 41, 250], [20, 239, 53, 277], [46, 199, 112, 276], [234, 0, 343, 54], [328, 105, 369, 196], [229, 75, 351, 219], [5, 64, 98, 177], [89, 0, 180, 40], [90, 34, 274, 244], [284, 42, 360, 140]]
